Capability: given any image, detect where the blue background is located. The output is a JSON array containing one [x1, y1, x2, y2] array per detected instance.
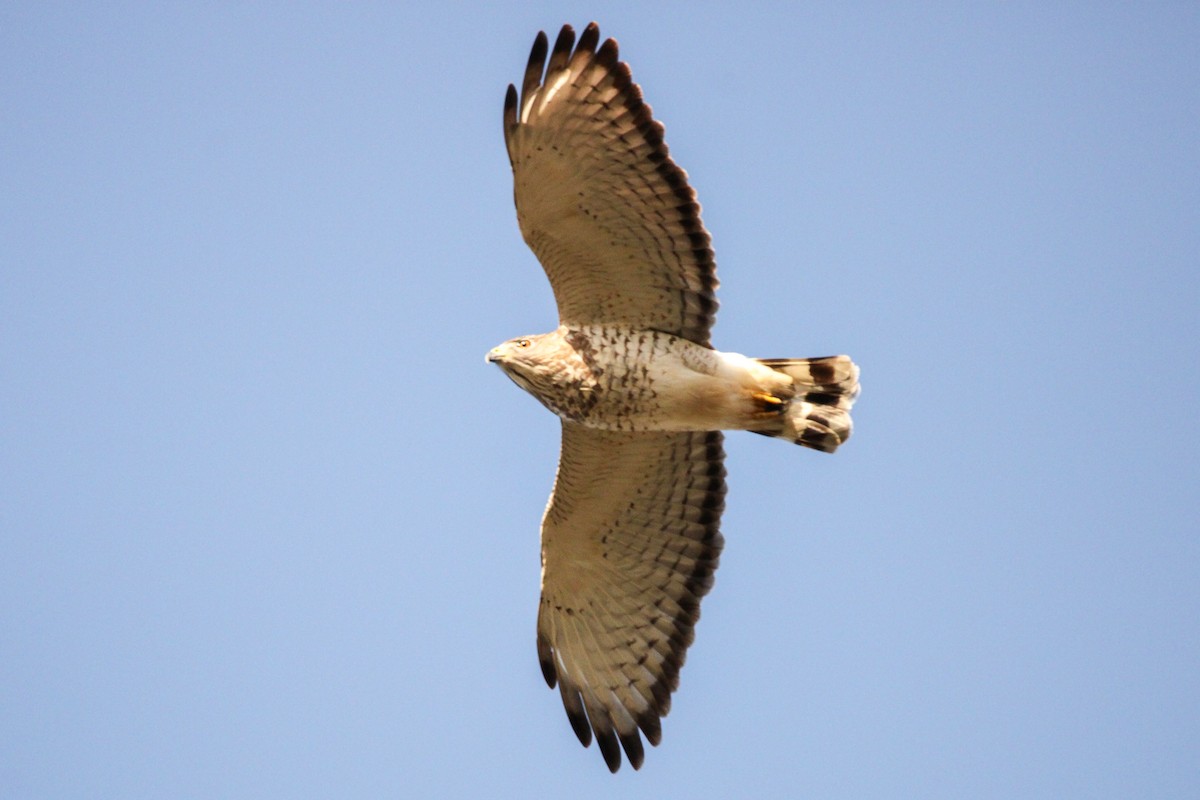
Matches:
[[4, 3, 1197, 797]]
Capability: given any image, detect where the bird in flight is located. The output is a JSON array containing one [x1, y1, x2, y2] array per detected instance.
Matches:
[[488, 22, 860, 772]]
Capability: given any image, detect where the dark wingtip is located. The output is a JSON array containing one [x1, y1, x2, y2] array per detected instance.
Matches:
[[619, 730, 645, 770], [521, 30, 550, 100], [503, 83, 517, 145], [596, 37, 619, 68], [594, 726, 622, 772], [536, 634, 557, 688], [637, 711, 662, 747], [559, 684, 592, 747], [578, 22, 601, 54], [550, 24, 575, 63], [566, 706, 592, 747]]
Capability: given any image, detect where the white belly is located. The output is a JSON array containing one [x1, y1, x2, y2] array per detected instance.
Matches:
[[575, 328, 786, 432]]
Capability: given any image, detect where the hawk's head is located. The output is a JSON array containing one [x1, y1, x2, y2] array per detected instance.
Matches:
[[486, 332, 596, 419], [486, 334, 556, 392]]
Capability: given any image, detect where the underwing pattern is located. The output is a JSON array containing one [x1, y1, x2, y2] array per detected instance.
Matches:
[[487, 23, 861, 772]]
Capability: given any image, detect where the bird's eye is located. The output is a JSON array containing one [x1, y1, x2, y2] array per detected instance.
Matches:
[[516, 339, 531, 348]]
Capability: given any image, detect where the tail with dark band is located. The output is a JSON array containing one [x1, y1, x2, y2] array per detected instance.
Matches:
[[754, 355, 860, 453]]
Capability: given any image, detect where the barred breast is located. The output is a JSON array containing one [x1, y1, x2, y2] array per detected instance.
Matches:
[[562, 326, 746, 432]]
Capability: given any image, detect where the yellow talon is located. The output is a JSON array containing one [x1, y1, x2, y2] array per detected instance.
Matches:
[[751, 392, 785, 413]]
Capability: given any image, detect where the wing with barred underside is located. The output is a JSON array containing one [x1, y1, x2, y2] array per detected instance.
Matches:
[[504, 23, 719, 346], [536, 423, 726, 771]]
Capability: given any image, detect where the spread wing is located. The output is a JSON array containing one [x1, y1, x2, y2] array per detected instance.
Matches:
[[503, 23, 719, 346], [536, 423, 726, 771]]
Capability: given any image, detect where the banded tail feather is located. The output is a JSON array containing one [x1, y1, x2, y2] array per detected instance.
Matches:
[[754, 355, 860, 453]]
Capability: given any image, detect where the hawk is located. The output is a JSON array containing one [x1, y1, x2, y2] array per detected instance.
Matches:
[[487, 23, 860, 772]]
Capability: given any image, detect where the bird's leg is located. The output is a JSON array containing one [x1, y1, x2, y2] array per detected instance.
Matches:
[[750, 391, 787, 418]]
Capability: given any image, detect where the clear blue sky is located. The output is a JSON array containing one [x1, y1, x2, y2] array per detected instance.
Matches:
[[3, 3, 1198, 797]]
